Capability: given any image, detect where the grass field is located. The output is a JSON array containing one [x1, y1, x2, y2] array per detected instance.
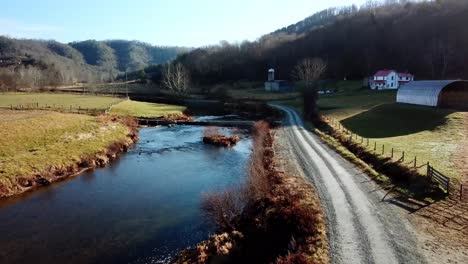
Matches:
[[0, 93, 123, 110], [279, 81, 466, 181], [229, 88, 300, 101], [0, 109, 131, 191], [109, 100, 186, 118], [337, 103, 465, 181]]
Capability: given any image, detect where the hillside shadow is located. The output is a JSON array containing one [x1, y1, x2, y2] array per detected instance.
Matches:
[[341, 103, 455, 138]]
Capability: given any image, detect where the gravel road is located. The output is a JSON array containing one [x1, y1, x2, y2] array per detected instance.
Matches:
[[273, 105, 426, 264]]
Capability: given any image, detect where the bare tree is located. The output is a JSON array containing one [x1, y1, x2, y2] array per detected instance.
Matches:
[[292, 57, 327, 84], [162, 62, 190, 96], [292, 57, 327, 119], [0, 68, 17, 92]]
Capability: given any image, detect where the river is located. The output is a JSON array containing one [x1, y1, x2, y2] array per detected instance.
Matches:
[[0, 124, 252, 264]]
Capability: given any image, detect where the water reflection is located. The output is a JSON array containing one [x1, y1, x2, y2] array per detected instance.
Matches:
[[0, 125, 252, 264]]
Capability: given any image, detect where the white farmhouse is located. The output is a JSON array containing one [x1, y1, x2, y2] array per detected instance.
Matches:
[[369, 69, 414, 90]]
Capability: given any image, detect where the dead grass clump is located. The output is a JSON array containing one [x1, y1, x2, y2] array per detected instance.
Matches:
[[202, 127, 240, 147], [177, 121, 327, 264], [201, 185, 247, 231], [162, 113, 192, 122], [0, 183, 9, 196], [245, 121, 272, 200]]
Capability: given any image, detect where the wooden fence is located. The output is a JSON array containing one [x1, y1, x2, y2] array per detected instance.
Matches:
[[427, 163, 450, 193], [2, 102, 118, 116], [324, 117, 464, 198]]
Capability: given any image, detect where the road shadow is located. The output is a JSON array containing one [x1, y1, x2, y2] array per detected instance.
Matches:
[[341, 103, 455, 138]]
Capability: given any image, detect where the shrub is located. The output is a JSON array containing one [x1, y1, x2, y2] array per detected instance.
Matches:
[[202, 127, 240, 147], [201, 186, 247, 231]]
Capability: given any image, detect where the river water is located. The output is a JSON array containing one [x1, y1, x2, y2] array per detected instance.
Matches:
[[0, 124, 252, 264]]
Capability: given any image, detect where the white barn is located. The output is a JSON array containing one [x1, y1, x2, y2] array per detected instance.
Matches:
[[397, 80, 468, 109]]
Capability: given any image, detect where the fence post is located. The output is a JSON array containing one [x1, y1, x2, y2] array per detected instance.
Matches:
[[382, 144, 385, 155], [374, 141, 377, 151], [402, 151, 405, 162], [461, 184, 463, 201], [427, 162, 430, 178], [391, 148, 394, 159], [414, 156, 417, 168], [367, 138, 369, 147]]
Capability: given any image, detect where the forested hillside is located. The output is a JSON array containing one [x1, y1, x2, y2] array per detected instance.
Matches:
[[0, 37, 188, 90], [176, 0, 468, 85]]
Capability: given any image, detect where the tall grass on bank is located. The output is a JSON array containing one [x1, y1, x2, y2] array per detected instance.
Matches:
[[178, 121, 328, 264], [201, 122, 271, 229], [0, 110, 136, 197]]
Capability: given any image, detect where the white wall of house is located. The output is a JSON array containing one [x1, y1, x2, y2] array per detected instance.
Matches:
[[385, 71, 399, 89], [370, 70, 401, 90]]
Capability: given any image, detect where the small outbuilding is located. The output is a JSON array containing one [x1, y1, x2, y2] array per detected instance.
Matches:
[[264, 80, 294, 92], [397, 80, 468, 109], [264, 68, 294, 92]]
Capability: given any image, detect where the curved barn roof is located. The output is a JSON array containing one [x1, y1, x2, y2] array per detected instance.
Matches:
[[397, 80, 461, 106]]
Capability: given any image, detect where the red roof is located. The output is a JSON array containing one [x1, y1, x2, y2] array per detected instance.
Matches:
[[398, 72, 414, 78], [374, 69, 395, 77]]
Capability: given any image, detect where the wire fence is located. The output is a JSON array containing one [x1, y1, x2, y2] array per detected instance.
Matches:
[[322, 116, 465, 200], [1, 100, 123, 116]]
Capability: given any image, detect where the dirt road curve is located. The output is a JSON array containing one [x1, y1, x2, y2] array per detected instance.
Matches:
[[273, 105, 426, 264]]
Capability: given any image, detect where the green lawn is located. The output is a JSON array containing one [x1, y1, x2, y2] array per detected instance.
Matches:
[[338, 103, 465, 180], [109, 100, 186, 118], [318, 90, 396, 120], [279, 81, 466, 182], [0, 93, 123, 110], [229, 88, 300, 102], [0, 109, 131, 193]]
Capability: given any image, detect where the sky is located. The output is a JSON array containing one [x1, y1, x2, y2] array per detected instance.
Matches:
[[1, 0, 367, 47]]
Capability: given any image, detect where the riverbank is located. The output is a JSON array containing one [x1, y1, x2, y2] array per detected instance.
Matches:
[[174, 122, 328, 263], [0, 110, 138, 198]]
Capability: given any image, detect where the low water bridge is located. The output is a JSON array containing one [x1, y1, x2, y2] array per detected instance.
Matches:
[[137, 119, 257, 129]]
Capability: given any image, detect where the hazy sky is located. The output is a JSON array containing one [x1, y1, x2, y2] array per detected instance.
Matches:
[[1, 0, 367, 47]]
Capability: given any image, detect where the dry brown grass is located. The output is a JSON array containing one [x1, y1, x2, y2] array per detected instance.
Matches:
[[202, 127, 240, 147], [201, 186, 247, 231], [176, 121, 328, 264]]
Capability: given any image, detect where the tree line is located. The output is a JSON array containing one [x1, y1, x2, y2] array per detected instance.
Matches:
[[0, 37, 189, 91], [172, 0, 468, 85]]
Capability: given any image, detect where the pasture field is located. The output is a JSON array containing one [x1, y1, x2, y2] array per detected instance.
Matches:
[[229, 88, 300, 101], [0, 93, 123, 110], [0, 109, 131, 191], [109, 100, 186, 118], [279, 81, 466, 181]]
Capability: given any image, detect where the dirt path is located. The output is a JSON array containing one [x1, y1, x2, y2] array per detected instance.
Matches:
[[273, 105, 424, 264]]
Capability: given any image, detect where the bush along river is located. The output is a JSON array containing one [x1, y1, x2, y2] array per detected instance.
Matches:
[[0, 122, 252, 264]]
